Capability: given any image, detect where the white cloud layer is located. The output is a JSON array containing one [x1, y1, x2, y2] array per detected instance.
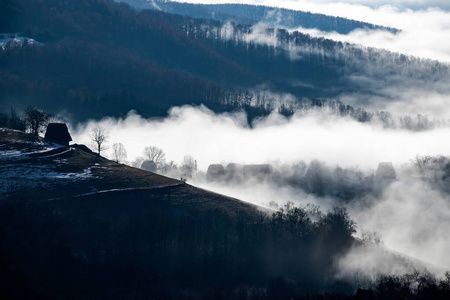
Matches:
[[70, 106, 450, 272], [351, 180, 450, 271], [71, 106, 450, 172]]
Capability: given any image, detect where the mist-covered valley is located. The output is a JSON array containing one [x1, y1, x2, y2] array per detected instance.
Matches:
[[2, 0, 450, 299], [70, 103, 450, 275]]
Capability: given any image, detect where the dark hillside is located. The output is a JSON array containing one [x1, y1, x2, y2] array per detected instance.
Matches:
[[0, 0, 260, 119], [2, 129, 449, 299], [0, 128, 356, 299]]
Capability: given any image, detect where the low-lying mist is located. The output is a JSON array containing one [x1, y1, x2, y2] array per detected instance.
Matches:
[[71, 105, 450, 276], [72, 105, 450, 170], [353, 180, 450, 271], [191, 161, 450, 275], [214, 20, 450, 117], [177, 1, 450, 62]]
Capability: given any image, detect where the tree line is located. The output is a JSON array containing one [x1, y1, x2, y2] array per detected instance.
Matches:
[[0, 106, 50, 137]]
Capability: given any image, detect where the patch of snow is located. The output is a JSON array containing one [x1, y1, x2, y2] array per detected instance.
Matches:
[[0, 150, 23, 158], [0, 128, 23, 133], [0, 33, 42, 50], [0, 163, 96, 194], [0, 142, 63, 161], [32, 148, 73, 158], [47, 167, 94, 180]]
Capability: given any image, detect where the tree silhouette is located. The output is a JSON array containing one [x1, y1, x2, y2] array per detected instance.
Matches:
[[90, 127, 108, 156], [24, 107, 49, 138], [143, 146, 166, 165], [111, 142, 127, 163], [181, 155, 197, 178]]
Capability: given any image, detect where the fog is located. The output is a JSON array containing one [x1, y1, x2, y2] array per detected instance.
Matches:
[[195, 168, 450, 276], [214, 20, 450, 117], [351, 180, 450, 270], [71, 106, 450, 171], [340, 81, 450, 119], [175, 0, 450, 62], [70, 105, 450, 275], [294, 11, 450, 62], [73, 1, 450, 277], [176, 1, 450, 12]]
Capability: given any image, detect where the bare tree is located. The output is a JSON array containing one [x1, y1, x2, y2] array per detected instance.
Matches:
[[360, 229, 384, 246], [411, 155, 432, 178], [24, 106, 49, 138], [159, 160, 178, 174], [180, 155, 197, 178], [111, 142, 127, 163], [143, 146, 166, 165], [91, 127, 108, 156]]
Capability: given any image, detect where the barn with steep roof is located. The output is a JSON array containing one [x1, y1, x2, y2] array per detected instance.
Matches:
[[44, 123, 72, 146]]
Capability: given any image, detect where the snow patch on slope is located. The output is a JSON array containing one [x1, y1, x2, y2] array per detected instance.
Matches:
[[0, 33, 43, 50]]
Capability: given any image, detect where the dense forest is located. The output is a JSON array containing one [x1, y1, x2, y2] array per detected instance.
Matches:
[[121, 0, 399, 34], [2, 182, 449, 299], [1, 0, 449, 123]]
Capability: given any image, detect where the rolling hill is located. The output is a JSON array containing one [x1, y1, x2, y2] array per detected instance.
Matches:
[[0, 128, 262, 212], [0, 128, 269, 298]]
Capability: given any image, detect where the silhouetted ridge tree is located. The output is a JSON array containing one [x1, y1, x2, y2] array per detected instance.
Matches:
[[24, 106, 49, 137]]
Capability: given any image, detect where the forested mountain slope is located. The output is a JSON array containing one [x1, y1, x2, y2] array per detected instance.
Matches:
[[1, 0, 448, 122], [120, 0, 399, 34]]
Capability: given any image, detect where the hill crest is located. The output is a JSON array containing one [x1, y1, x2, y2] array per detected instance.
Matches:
[[0, 128, 263, 217]]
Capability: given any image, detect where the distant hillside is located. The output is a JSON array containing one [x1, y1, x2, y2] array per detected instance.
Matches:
[[1, 0, 448, 123], [120, 0, 399, 34]]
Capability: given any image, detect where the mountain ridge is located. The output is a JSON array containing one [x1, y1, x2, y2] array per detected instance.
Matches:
[[1, 0, 448, 123], [120, 0, 399, 34], [0, 128, 260, 213]]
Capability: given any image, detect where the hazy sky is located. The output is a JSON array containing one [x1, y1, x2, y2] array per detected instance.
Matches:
[[171, 0, 450, 62]]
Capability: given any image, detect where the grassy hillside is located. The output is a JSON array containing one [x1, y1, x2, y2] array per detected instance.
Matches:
[[0, 128, 350, 299], [2, 128, 449, 299]]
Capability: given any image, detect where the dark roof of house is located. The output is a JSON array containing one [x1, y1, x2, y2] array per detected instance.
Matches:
[[44, 123, 72, 144]]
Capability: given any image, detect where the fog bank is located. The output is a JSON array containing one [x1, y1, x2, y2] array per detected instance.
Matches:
[[175, 0, 450, 62], [70, 106, 450, 274], [71, 106, 450, 171]]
